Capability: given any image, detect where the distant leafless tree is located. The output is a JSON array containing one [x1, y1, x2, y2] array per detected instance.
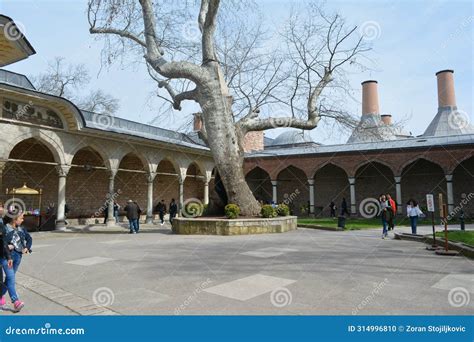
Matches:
[[31, 57, 119, 115], [87, 0, 369, 215]]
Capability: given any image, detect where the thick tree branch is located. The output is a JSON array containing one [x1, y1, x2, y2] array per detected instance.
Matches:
[[89, 27, 147, 47], [158, 80, 198, 110]]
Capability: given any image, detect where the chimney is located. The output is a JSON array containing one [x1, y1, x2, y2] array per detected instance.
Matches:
[[243, 131, 264, 152], [380, 114, 392, 125], [436, 69, 456, 108], [193, 113, 202, 132], [361, 80, 380, 115]]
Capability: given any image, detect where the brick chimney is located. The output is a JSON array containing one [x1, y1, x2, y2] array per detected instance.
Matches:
[[436, 69, 456, 108], [243, 131, 264, 152], [193, 113, 202, 132], [361, 80, 380, 115], [380, 114, 392, 125]]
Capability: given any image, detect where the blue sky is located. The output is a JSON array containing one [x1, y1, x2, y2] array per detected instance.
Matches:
[[1, 0, 472, 144]]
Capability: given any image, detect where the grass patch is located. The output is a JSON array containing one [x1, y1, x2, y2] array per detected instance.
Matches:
[[297, 217, 383, 230], [435, 231, 474, 246]]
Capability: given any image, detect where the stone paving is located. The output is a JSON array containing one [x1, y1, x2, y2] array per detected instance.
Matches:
[[1, 222, 472, 316]]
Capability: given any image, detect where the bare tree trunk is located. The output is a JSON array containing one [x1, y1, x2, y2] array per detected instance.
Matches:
[[198, 78, 261, 216]]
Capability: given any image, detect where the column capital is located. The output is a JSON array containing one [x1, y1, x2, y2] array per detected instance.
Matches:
[[271, 180, 278, 186], [147, 172, 157, 183], [307, 179, 315, 186], [203, 170, 212, 184], [107, 168, 118, 179], [445, 174, 453, 182], [348, 177, 355, 185], [394, 176, 401, 183], [55, 164, 71, 177]]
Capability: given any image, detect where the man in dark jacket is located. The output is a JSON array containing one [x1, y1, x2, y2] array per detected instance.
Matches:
[[124, 200, 140, 234], [169, 199, 178, 224], [156, 200, 166, 225]]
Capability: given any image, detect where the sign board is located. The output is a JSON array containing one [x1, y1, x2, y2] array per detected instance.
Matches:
[[438, 193, 444, 217], [426, 194, 435, 212]]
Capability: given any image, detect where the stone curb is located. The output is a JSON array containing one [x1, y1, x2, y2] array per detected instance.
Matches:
[[393, 232, 474, 259], [16, 273, 120, 315]]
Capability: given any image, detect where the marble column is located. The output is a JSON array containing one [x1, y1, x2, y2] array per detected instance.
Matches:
[[271, 180, 278, 203], [146, 172, 157, 224], [394, 176, 402, 214], [308, 179, 315, 214], [445, 174, 454, 214], [56, 164, 70, 230], [348, 177, 356, 215], [106, 170, 117, 227]]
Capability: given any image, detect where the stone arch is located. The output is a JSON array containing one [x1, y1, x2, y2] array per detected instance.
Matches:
[[311, 160, 349, 179], [67, 142, 111, 170], [153, 157, 181, 208], [277, 165, 309, 216], [183, 161, 205, 201], [354, 159, 396, 178], [66, 146, 110, 218], [355, 161, 395, 208], [2, 137, 60, 229], [5, 130, 65, 164], [452, 156, 474, 217], [116, 149, 152, 174], [401, 158, 446, 210], [245, 166, 273, 204], [397, 155, 445, 176], [448, 153, 474, 175], [115, 152, 149, 209], [313, 163, 350, 216]]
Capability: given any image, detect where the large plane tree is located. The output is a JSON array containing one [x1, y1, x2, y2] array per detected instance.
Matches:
[[87, 0, 368, 215]]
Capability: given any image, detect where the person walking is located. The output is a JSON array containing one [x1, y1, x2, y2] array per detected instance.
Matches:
[[134, 201, 142, 232], [156, 200, 166, 226], [386, 194, 396, 230], [407, 199, 423, 235], [0, 219, 12, 309], [124, 200, 139, 234], [379, 194, 389, 239], [113, 201, 120, 223], [169, 199, 178, 224], [329, 201, 337, 218], [1, 211, 32, 312], [340, 198, 349, 216]]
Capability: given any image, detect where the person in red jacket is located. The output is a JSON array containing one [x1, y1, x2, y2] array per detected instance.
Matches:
[[386, 194, 397, 230]]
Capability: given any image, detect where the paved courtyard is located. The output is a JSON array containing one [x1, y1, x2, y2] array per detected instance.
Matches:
[[1, 223, 472, 316]]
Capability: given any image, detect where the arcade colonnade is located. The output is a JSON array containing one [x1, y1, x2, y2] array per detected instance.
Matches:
[[244, 151, 474, 217], [0, 123, 215, 228]]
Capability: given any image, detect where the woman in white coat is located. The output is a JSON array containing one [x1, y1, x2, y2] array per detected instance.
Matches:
[[406, 199, 423, 234]]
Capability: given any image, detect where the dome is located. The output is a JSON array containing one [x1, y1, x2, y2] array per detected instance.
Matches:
[[271, 130, 314, 146]]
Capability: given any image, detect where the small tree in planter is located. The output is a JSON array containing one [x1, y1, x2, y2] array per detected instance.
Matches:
[[277, 204, 290, 216], [261, 205, 277, 218], [225, 204, 240, 219]]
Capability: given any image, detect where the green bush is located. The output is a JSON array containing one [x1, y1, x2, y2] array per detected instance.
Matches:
[[225, 204, 240, 219], [261, 204, 277, 218], [276, 204, 290, 216]]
